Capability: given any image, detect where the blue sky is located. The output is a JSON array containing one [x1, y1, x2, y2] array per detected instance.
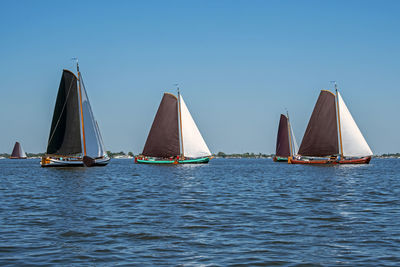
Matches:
[[0, 0, 399, 154]]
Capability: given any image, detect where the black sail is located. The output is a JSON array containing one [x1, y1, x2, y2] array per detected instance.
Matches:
[[298, 90, 339, 156], [46, 70, 82, 155], [142, 93, 180, 157], [275, 114, 290, 157]]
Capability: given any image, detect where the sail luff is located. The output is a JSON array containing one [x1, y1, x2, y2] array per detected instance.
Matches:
[[287, 113, 293, 157], [336, 88, 344, 157], [298, 90, 339, 157], [78, 70, 87, 156], [291, 126, 299, 155], [178, 89, 185, 158]]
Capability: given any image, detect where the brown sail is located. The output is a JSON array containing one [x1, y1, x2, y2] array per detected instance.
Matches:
[[275, 114, 290, 157], [10, 142, 27, 159], [142, 93, 180, 157], [298, 90, 339, 156]]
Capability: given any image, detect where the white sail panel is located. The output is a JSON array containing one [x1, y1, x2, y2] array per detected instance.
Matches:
[[179, 95, 211, 158], [290, 126, 299, 156], [19, 144, 27, 158], [80, 79, 104, 158], [338, 92, 373, 157], [95, 120, 107, 157]]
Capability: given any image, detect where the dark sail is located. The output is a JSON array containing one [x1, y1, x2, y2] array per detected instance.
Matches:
[[10, 142, 27, 158], [46, 70, 82, 155], [298, 90, 339, 156], [142, 93, 180, 157], [275, 114, 290, 157]]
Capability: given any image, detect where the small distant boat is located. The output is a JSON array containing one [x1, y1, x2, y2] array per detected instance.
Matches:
[[41, 61, 110, 167], [135, 90, 212, 164], [273, 113, 298, 162], [10, 142, 27, 159], [289, 83, 372, 165]]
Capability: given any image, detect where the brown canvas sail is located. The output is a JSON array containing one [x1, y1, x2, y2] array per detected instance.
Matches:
[[275, 114, 290, 157], [142, 93, 180, 157], [298, 90, 339, 157], [10, 142, 27, 159]]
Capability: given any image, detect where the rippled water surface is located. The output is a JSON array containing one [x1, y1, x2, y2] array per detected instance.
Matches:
[[0, 158, 399, 266]]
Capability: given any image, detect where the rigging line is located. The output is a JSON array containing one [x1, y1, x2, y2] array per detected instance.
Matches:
[[47, 77, 75, 148]]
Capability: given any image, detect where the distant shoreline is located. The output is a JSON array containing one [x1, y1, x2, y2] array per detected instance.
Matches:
[[1, 152, 399, 159]]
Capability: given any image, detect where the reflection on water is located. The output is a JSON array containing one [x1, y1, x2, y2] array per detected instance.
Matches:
[[0, 158, 399, 265]]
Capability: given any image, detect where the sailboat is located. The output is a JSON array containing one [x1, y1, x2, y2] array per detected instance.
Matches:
[[135, 90, 212, 164], [289, 84, 372, 164], [41, 61, 110, 167], [10, 142, 27, 159], [273, 113, 299, 162]]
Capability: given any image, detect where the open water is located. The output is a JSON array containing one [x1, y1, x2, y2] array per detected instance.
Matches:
[[0, 158, 399, 266]]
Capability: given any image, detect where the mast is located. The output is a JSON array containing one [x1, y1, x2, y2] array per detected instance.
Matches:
[[76, 59, 87, 156], [333, 81, 344, 158], [177, 86, 184, 159], [286, 111, 294, 157]]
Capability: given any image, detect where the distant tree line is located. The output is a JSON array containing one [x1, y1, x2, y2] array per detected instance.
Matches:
[[376, 153, 400, 158], [213, 152, 272, 158], [1, 151, 400, 159], [106, 151, 134, 158]]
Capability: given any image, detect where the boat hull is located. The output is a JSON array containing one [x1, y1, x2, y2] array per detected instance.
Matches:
[[40, 156, 110, 167], [273, 156, 288, 162], [135, 157, 210, 164], [289, 156, 371, 165]]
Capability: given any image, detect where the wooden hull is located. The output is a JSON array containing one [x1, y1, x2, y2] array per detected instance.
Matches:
[[40, 156, 110, 167], [9, 157, 27, 159], [135, 157, 210, 164], [273, 156, 288, 162], [289, 156, 371, 165]]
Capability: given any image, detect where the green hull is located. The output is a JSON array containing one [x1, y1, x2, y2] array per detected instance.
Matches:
[[136, 157, 210, 164], [273, 156, 289, 162]]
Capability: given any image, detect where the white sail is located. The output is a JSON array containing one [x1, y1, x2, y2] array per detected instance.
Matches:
[[95, 120, 107, 157], [79, 78, 105, 158], [338, 92, 373, 157], [290, 126, 299, 156], [19, 144, 27, 158], [179, 94, 211, 158]]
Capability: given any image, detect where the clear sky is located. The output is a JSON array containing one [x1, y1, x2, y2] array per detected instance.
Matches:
[[0, 0, 399, 154]]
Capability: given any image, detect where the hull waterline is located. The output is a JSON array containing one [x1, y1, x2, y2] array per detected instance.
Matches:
[[135, 157, 210, 164], [40, 156, 110, 167], [289, 156, 371, 165], [273, 156, 289, 162]]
